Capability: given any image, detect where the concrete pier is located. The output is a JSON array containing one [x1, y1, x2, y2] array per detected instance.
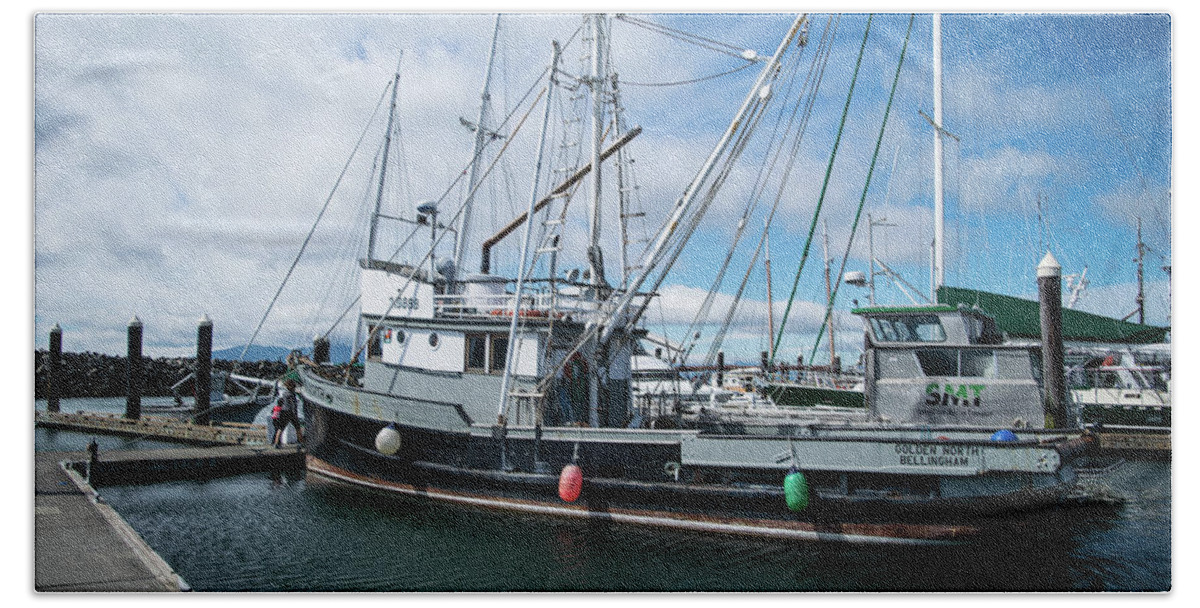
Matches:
[[35, 451, 184, 591]]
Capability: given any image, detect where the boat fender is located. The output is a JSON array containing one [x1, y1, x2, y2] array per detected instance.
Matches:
[[783, 468, 809, 512], [375, 423, 402, 455], [990, 429, 1018, 442], [558, 464, 583, 502]]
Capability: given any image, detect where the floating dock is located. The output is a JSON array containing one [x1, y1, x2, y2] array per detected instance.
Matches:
[[35, 410, 269, 446], [35, 445, 305, 591]]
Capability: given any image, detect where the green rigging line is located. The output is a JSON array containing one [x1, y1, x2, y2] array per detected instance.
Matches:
[[809, 14, 915, 365], [769, 14, 874, 367]]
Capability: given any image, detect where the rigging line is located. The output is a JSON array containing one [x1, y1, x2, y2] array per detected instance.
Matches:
[[307, 141, 387, 339], [677, 32, 813, 361], [235, 77, 394, 368], [809, 13, 914, 364], [350, 87, 548, 364], [620, 61, 758, 87], [615, 13, 756, 58], [695, 15, 839, 365], [769, 14, 872, 366]]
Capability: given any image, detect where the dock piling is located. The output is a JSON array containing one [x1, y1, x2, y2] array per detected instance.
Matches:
[[125, 317, 143, 420], [47, 324, 62, 413], [313, 334, 330, 364], [194, 315, 213, 426], [1037, 252, 1069, 428]]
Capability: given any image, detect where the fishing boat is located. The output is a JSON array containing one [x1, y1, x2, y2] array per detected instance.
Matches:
[[289, 14, 1101, 545]]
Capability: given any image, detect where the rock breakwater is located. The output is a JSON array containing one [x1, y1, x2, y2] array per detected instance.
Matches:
[[34, 350, 288, 399]]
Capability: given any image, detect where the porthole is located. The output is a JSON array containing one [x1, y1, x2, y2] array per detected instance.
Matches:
[[395, 330, 406, 344], [428, 332, 439, 348]]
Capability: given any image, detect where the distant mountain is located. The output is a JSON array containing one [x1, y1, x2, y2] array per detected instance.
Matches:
[[213, 342, 355, 363], [212, 345, 292, 362]]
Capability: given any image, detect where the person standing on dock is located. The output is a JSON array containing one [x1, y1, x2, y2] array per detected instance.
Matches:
[[272, 379, 304, 448]]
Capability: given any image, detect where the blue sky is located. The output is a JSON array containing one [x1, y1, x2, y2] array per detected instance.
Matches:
[[28, 8, 1174, 363]]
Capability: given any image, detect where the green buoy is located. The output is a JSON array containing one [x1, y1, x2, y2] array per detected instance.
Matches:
[[784, 469, 809, 512]]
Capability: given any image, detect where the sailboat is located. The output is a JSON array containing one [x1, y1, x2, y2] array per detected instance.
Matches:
[[288, 14, 1104, 545]]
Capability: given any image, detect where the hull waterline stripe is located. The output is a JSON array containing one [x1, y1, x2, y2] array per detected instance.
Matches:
[[306, 456, 967, 546]]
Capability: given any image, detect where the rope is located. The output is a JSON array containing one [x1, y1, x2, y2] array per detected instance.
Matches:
[[235, 77, 394, 369], [701, 16, 839, 366], [770, 14, 874, 366], [619, 61, 757, 87], [809, 14, 915, 364]]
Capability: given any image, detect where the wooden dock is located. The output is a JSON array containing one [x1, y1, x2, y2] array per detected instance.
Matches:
[[35, 410, 270, 446], [1095, 430, 1171, 453]]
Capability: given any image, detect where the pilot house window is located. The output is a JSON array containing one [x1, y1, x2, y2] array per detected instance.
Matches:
[[869, 315, 946, 343]]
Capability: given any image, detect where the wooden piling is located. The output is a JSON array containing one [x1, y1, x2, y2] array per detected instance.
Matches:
[[1037, 252, 1069, 428], [125, 317, 143, 420], [194, 315, 213, 426], [47, 324, 62, 413]]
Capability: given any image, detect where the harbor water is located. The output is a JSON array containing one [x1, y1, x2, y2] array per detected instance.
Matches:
[[35, 398, 1170, 591]]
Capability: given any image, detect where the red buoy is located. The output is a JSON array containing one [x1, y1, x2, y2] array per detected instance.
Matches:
[[558, 464, 582, 502]]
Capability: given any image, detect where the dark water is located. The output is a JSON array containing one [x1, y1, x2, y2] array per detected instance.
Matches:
[[36, 399, 1171, 591]]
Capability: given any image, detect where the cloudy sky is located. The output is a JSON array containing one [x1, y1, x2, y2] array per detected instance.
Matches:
[[29, 7, 1174, 364]]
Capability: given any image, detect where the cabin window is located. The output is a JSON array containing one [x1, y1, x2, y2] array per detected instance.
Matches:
[[395, 330, 406, 344], [428, 332, 440, 349], [869, 315, 946, 343], [490, 334, 510, 374], [915, 349, 958, 376], [915, 348, 998, 378], [465, 334, 487, 372], [959, 350, 997, 378]]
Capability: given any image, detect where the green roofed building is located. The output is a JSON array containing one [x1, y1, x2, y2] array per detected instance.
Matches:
[[935, 286, 1169, 344]]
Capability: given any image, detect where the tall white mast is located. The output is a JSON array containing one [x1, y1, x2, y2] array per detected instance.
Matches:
[[932, 13, 945, 292], [587, 14, 608, 287], [453, 14, 503, 280], [367, 53, 404, 264]]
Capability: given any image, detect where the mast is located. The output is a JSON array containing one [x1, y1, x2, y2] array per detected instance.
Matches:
[[586, 13, 608, 287], [765, 229, 775, 346], [497, 41, 560, 425], [366, 53, 404, 264], [1136, 217, 1146, 324], [453, 14, 503, 280], [932, 13, 945, 291], [821, 218, 835, 366]]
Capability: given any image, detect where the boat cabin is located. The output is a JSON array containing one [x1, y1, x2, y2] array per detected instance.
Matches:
[[854, 305, 1049, 428]]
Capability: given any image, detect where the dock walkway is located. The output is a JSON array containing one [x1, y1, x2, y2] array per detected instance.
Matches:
[[35, 445, 305, 591], [35, 451, 184, 591]]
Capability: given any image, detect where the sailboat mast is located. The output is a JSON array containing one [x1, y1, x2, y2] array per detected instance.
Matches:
[[453, 14, 503, 279], [587, 13, 608, 287], [367, 53, 404, 264], [1136, 216, 1146, 324], [932, 13, 945, 292], [765, 229, 775, 346], [821, 218, 836, 366]]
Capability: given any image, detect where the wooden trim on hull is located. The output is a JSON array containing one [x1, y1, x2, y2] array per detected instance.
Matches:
[[305, 455, 975, 546]]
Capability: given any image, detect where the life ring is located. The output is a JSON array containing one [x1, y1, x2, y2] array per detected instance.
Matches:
[[1102, 355, 1116, 367]]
